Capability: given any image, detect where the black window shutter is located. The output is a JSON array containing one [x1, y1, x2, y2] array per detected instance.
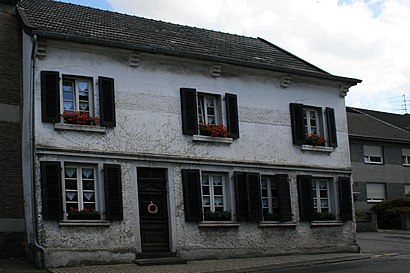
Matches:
[[181, 169, 202, 222], [276, 174, 292, 222], [180, 88, 198, 135], [326, 107, 338, 147], [225, 93, 240, 139], [99, 77, 116, 127], [290, 103, 306, 145], [104, 164, 123, 221], [40, 161, 62, 220], [297, 175, 313, 221], [339, 177, 353, 221], [234, 172, 248, 221], [246, 172, 262, 221], [41, 71, 60, 123]]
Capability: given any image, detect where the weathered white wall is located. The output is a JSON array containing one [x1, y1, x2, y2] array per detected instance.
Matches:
[[28, 40, 356, 267], [34, 40, 351, 171]]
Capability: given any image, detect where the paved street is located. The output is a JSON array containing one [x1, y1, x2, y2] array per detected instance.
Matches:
[[258, 231, 410, 273]]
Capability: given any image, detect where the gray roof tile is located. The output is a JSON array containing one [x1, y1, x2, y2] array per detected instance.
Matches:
[[17, 0, 360, 83]]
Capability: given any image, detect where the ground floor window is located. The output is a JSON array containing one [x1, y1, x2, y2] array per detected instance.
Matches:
[[312, 179, 330, 213], [63, 165, 99, 219], [261, 176, 279, 221], [366, 183, 386, 203]]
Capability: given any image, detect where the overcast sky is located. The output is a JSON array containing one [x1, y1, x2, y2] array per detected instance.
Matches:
[[60, 0, 410, 114]]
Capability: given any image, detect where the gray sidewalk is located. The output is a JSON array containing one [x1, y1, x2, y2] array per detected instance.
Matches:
[[48, 253, 370, 273]]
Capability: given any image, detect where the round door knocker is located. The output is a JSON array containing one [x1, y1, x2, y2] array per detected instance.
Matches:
[[147, 201, 158, 215]]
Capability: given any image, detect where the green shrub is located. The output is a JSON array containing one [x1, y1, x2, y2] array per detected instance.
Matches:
[[370, 196, 410, 229], [313, 211, 336, 221]]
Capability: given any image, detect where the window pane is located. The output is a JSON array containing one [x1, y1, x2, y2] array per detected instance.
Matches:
[[65, 180, 77, 190], [83, 180, 95, 191], [66, 191, 78, 201], [83, 203, 95, 210], [83, 192, 95, 202], [203, 196, 210, 206], [202, 186, 210, 195], [214, 197, 224, 206], [63, 80, 74, 91], [64, 102, 74, 111], [78, 81, 89, 92], [213, 176, 222, 185], [79, 102, 90, 111], [63, 91, 74, 100], [82, 168, 94, 179], [65, 168, 77, 178], [367, 183, 386, 199], [202, 175, 209, 185], [214, 186, 223, 195]]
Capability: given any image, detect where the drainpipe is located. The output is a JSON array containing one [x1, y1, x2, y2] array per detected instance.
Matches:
[[29, 33, 47, 269]]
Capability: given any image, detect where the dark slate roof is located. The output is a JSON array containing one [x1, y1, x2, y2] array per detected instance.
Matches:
[[351, 107, 410, 132], [17, 0, 360, 84], [346, 107, 410, 142]]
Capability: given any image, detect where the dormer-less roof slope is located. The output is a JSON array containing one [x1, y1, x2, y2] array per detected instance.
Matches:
[[17, 0, 360, 85], [351, 107, 410, 132], [346, 107, 410, 143]]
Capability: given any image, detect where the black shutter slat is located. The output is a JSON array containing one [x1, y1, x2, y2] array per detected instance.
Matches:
[[41, 71, 60, 123], [182, 169, 202, 222], [247, 173, 262, 221], [104, 164, 123, 221], [326, 107, 338, 147], [99, 77, 116, 127], [41, 161, 62, 220], [290, 103, 306, 145], [276, 174, 292, 222], [225, 93, 239, 139], [234, 172, 248, 221], [339, 177, 353, 221], [180, 88, 198, 135], [297, 175, 313, 221]]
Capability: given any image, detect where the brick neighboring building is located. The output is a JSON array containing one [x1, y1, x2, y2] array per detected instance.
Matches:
[[0, 0, 25, 259]]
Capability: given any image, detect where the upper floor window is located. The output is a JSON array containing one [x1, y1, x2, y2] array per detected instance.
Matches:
[[290, 103, 337, 147], [402, 149, 410, 166], [40, 71, 116, 127], [366, 183, 386, 203], [180, 88, 239, 139], [63, 77, 93, 115], [363, 145, 383, 164]]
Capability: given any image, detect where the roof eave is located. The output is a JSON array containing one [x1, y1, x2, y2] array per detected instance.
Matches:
[[349, 134, 410, 144], [28, 29, 361, 86]]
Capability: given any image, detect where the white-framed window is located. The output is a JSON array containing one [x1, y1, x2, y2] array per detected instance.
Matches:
[[63, 164, 99, 219], [404, 184, 410, 195], [63, 76, 93, 116], [303, 108, 321, 135], [366, 183, 386, 203], [201, 172, 227, 214], [312, 179, 330, 213], [402, 149, 410, 166], [197, 93, 221, 125], [261, 176, 279, 221], [363, 145, 383, 164]]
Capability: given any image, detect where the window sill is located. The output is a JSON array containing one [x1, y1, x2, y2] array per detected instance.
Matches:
[[367, 199, 384, 203], [310, 220, 343, 227], [54, 123, 106, 133], [59, 220, 110, 227], [301, 145, 333, 153], [258, 221, 297, 228], [193, 135, 233, 144], [198, 221, 240, 228]]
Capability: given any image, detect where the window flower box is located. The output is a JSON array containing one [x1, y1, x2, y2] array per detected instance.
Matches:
[[67, 208, 101, 220], [305, 133, 326, 146], [63, 111, 100, 126], [199, 123, 231, 138], [204, 210, 231, 221]]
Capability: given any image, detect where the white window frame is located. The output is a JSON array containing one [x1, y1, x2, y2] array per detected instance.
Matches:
[[62, 164, 99, 219], [312, 179, 331, 213], [404, 184, 410, 195], [260, 176, 279, 220], [402, 149, 410, 166], [201, 172, 227, 214], [62, 76, 94, 116], [366, 183, 386, 203], [197, 93, 221, 126], [303, 107, 322, 136], [363, 145, 383, 164]]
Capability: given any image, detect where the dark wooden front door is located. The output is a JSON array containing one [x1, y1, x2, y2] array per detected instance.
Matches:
[[137, 168, 170, 253]]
